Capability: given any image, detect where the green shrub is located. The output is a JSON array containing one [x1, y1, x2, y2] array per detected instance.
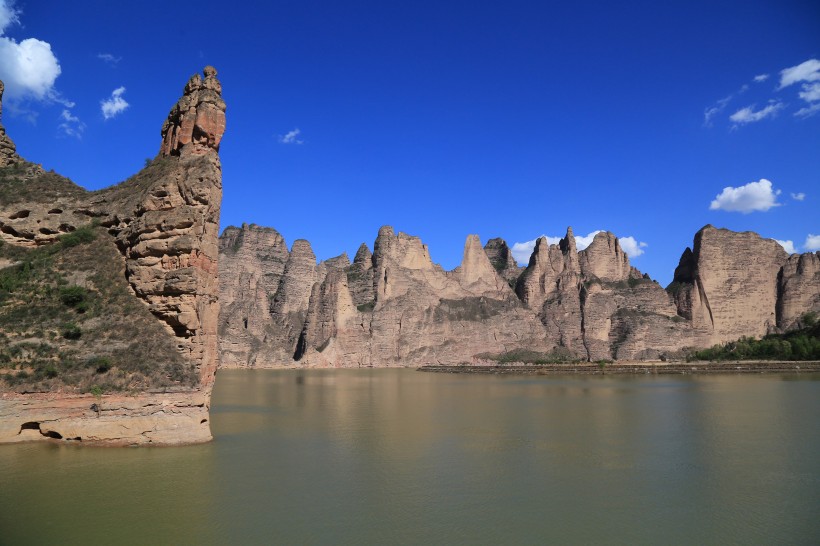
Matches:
[[58, 225, 96, 248], [59, 285, 87, 308], [62, 323, 82, 340]]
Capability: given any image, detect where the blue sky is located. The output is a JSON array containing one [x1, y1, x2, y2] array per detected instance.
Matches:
[[1, 0, 818, 285]]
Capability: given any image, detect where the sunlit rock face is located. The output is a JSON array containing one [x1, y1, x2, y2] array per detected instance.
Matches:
[[0, 67, 225, 445], [219, 221, 819, 367]]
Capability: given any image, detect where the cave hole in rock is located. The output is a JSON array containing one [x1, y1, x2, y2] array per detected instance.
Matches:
[[48, 208, 63, 214], [200, 419, 208, 424], [43, 430, 63, 439], [19, 421, 40, 432], [9, 210, 30, 219]]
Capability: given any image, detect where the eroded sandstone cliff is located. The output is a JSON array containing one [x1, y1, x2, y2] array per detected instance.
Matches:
[[0, 67, 225, 445], [218, 222, 819, 368]]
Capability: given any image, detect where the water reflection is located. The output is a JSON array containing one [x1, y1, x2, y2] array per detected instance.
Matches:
[[1, 370, 818, 545]]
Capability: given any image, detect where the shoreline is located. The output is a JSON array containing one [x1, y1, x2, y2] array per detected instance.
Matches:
[[417, 361, 820, 375], [0, 390, 212, 446]]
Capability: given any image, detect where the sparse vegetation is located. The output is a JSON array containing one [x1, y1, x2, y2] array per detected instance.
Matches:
[[357, 300, 376, 313], [477, 349, 582, 365], [0, 224, 196, 393]]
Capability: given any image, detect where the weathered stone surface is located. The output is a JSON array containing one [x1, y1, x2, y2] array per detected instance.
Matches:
[[579, 231, 635, 282], [670, 226, 788, 344], [160, 66, 227, 157], [0, 67, 225, 445], [777, 252, 820, 330], [483, 237, 522, 285], [0, 391, 211, 446], [218, 224, 289, 367], [0, 81, 20, 167], [346, 243, 375, 307], [218, 222, 820, 367]]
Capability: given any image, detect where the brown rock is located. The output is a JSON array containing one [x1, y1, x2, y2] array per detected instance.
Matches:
[[0, 67, 225, 445], [777, 252, 820, 330], [0, 81, 19, 167], [670, 225, 788, 344], [160, 67, 227, 157], [483, 237, 522, 285]]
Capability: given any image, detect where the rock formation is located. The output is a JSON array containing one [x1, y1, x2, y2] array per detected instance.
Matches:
[[483, 237, 521, 285], [0, 81, 20, 167], [218, 222, 820, 368], [0, 68, 225, 445], [669, 226, 789, 345]]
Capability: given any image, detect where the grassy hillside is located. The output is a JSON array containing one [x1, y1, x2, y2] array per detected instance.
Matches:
[[0, 224, 196, 394]]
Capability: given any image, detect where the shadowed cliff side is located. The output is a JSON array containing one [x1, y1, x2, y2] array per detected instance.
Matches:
[[0, 67, 225, 445]]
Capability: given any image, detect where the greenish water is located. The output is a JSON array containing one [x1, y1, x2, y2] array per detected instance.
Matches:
[[1, 370, 819, 545]]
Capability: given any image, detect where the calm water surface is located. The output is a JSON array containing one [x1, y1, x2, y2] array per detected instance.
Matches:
[[1, 370, 819, 545]]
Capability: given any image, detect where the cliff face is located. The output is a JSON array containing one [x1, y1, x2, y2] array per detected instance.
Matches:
[[670, 226, 791, 345], [218, 223, 820, 368], [0, 67, 225, 445]]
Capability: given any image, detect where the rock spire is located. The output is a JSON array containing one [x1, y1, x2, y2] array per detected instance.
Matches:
[[160, 66, 227, 156]]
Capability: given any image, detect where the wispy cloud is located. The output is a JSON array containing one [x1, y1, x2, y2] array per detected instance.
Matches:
[[753, 74, 769, 83], [778, 59, 820, 89], [58, 108, 84, 138], [710, 179, 781, 213], [791, 192, 805, 201], [511, 231, 647, 265], [703, 95, 732, 127], [100, 86, 128, 119], [729, 101, 784, 126], [278, 128, 304, 144], [96, 53, 121, 66]]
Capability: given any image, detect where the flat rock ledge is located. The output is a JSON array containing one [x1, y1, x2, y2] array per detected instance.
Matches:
[[418, 361, 820, 376], [0, 391, 211, 446]]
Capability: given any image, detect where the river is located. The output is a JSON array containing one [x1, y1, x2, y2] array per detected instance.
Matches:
[[1, 369, 819, 544]]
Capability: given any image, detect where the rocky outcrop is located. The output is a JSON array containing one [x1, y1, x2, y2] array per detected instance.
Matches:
[[160, 66, 226, 156], [483, 238, 521, 285], [776, 252, 820, 330], [218, 224, 289, 367], [670, 226, 789, 344], [219, 222, 819, 368], [0, 81, 20, 167], [0, 68, 225, 445]]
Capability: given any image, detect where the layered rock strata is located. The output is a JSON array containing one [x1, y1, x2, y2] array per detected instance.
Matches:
[[0, 68, 225, 445], [218, 223, 819, 368]]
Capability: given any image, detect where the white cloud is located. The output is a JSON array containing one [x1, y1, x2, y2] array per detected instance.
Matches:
[[798, 82, 820, 103], [511, 236, 560, 264], [795, 102, 820, 118], [791, 192, 805, 201], [775, 239, 796, 254], [805, 234, 820, 252], [279, 128, 303, 144], [754, 74, 769, 83], [729, 101, 785, 126], [58, 108, 84, 138], [0, 0, 18, 33], [709, 179, 781, 213], [100, 86, 128, 119], [703, 95, 732, 126], [618, 236, 648, 258], [97, 53, 121, 66], [511, 231, 647, 264], [778, 59, 820, 89]]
